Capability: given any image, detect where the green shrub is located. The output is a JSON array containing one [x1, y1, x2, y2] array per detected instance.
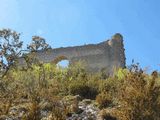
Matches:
[[69, 81, 98, 99], [115, 70, 160, 120]]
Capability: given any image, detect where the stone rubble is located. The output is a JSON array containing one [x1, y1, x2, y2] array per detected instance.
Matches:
[[0, 99, 101, 120], [67, 102, 100, 120]]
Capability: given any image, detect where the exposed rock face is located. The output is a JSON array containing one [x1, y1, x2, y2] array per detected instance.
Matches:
[[18, 33, 125, 73]]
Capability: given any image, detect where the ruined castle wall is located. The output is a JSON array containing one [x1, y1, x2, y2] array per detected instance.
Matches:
[[18, 34, 125, 73]]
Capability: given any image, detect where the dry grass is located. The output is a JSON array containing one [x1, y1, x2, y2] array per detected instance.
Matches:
[[0, 63, 160, 120]]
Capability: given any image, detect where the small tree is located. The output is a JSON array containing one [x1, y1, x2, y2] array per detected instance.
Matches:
[[0, 29, 52, 78], [0, 29, 23, 78], [27, 36, 51, 52]]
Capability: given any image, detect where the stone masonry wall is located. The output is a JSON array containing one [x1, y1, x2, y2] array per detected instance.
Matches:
[[18, 33, 126, 73]]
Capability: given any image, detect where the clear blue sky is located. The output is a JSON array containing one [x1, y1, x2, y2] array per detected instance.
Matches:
[[0, 0, 160, 71]]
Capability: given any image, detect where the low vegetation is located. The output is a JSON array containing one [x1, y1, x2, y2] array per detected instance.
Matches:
[[0, 61, 160, 120]]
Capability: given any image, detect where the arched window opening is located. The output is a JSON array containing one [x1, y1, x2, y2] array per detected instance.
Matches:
[[57, 60, 69, 68], [53, 56, 69, 68]]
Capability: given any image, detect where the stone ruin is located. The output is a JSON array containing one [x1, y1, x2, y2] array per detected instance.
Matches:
[[18, 33, 126, 74]]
